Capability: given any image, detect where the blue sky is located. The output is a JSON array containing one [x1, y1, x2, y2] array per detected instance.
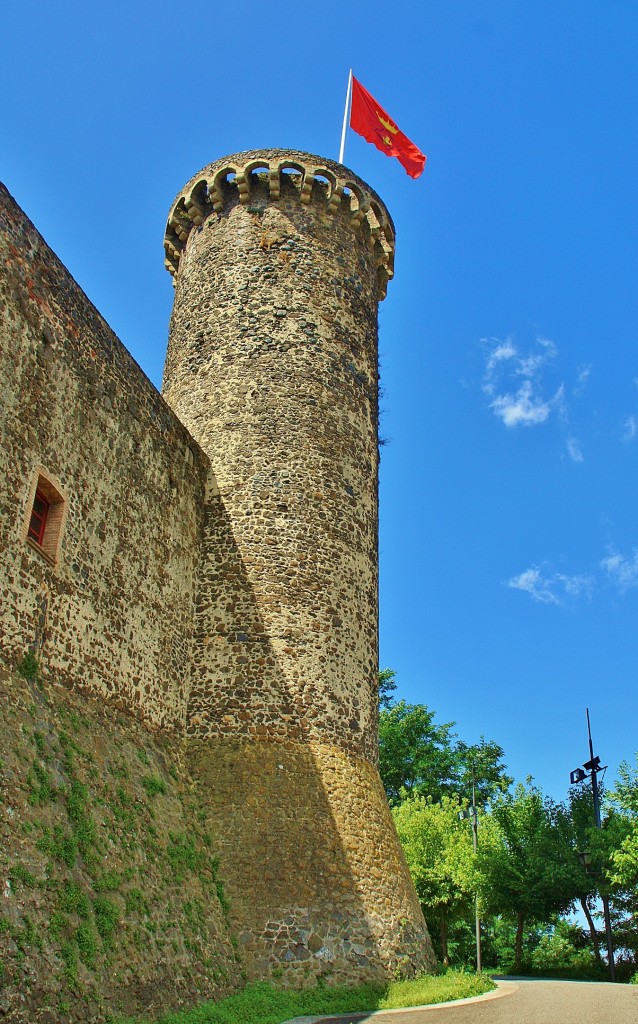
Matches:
[[3, 1, 637, 804]]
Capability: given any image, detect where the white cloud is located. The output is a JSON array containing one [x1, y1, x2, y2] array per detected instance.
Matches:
[[508, 545, 638, 603], [481, 336, 561, 429], [490, 381, 553, 427], [574, 364, 591, 395], [490, 340, 518, 365], [622, 416, 637, 443], [565, 436, 583, 462], [557, 573, 593, 598], [516, 337, 557, 378], [600, 549, 638, 591], [506, 566, 593, 605], [482, 337, 518, 396], [506, 567, 562, 604]]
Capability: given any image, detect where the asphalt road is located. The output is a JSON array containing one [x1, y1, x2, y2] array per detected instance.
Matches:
[[305, 978, 638, 1024]]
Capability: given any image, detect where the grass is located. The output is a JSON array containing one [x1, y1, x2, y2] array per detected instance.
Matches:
[[113, 970, 495, 1024], [16, 651, 39, 681], [141, 775, 167, 797], [376, 971, 494, 1008]]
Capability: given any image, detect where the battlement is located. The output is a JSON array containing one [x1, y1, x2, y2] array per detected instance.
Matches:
[[164, 149, 396, 298]]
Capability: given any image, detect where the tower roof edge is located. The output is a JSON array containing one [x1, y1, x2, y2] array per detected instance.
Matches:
[[164, 149, 396, 298]]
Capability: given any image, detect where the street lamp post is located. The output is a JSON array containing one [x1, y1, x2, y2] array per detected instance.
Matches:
[[570, 708, 616, 982], [459, 768, 482, 972]]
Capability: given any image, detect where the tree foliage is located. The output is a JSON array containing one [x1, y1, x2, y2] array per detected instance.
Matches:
[[478, 781, 581, 970], [392, 795, 476, 965], [377, 669, 638, 975], [378, 667, 398, 710], [379, 700, 458, 804], [608, 756, 638, 927], [378, 673, 511, 806]]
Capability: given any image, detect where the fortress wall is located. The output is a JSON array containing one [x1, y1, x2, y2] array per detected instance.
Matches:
[[0, 664, 242, 1024], [0, 184, 208, 729], [0, 156, 437, 1001]]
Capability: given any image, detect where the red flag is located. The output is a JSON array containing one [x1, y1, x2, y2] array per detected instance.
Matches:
[[349, 77, 426, 179]]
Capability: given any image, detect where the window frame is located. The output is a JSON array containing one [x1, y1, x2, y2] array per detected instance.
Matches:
[[23, 469, 67, 567], [28, 489, 50, 546]]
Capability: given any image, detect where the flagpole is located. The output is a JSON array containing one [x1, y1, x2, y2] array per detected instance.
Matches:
[[338, 69, 353, 165]]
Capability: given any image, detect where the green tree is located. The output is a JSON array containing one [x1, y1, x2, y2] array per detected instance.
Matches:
[[378, 667, 398, 710], [605, 755, 638, 965], [567, 770, 638, 975], [567, 784, 604, 964], [529, 919, 597, 978], [377, 674, 511, 806], [379, 700, 458, 805], [478, 782, 581, 971], [393, 794, 477, 966], [610, 755, 638, 898], [454, 738, 512, 807]]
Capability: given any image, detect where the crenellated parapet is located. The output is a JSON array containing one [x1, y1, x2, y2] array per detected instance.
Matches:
[[164, 149, 396, 298]]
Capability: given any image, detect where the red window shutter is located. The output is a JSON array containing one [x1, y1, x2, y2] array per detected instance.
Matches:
[[28, 490, 50, 546]]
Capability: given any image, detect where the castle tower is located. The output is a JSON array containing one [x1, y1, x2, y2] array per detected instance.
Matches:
[[162, 151, 435, 983]]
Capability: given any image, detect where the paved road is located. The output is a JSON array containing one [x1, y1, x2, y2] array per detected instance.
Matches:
[[302, 978, 638, 1024]]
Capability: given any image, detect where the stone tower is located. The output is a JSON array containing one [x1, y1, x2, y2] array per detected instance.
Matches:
[[162, 150, 435, 983]]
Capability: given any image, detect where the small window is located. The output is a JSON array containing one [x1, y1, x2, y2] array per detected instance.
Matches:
[[24, 470, 66, 565], [28, 490, 50, 545]]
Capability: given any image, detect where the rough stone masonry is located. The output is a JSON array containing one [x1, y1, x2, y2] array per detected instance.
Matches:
[[0, 149, 436, 1011]]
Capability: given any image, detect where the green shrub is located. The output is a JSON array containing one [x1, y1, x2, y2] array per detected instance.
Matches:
[[48, 912, 67, 941], [216, 880, 230, 915], [37, 826, 77, 867], [9, 865, 36, 888], [141, 775, 167, 797], [32, 731, 47, 757], [16, 652, 39, 681], [19, 915, 41, 949], [94, 871, 121, 893], [60, 940, 78, 986], [166, 833, 204, 881], [76, 921, 98, 968], [529, 933, 596, 978], [93, 896, 119, 949], [59, 880, 90, 917], [28, 760, 56, 804], [66, 779, 96, 854], [124, 888, 146, 915]]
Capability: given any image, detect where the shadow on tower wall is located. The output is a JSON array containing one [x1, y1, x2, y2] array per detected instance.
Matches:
[[186, 485, 435, 986]]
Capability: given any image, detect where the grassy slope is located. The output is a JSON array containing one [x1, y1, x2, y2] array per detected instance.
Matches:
[[114, 971, 496, 1023], [0, 664, 241, 1023]]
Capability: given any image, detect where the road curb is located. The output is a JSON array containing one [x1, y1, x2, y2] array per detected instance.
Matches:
[[281, 980, 517, 1024]]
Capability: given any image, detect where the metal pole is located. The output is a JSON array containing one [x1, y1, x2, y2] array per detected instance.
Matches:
[[472, 768, 482, 972], [586, 708, 616, 982], [338, 70, 353, 164]]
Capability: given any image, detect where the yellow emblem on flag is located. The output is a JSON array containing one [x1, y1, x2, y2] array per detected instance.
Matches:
[[377, 114, 399, 135]]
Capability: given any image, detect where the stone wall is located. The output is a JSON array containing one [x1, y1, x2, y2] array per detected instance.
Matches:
[[190, 736, 434, 985], [0, 664, 242, 1023], [0, 183, 208, 729]]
